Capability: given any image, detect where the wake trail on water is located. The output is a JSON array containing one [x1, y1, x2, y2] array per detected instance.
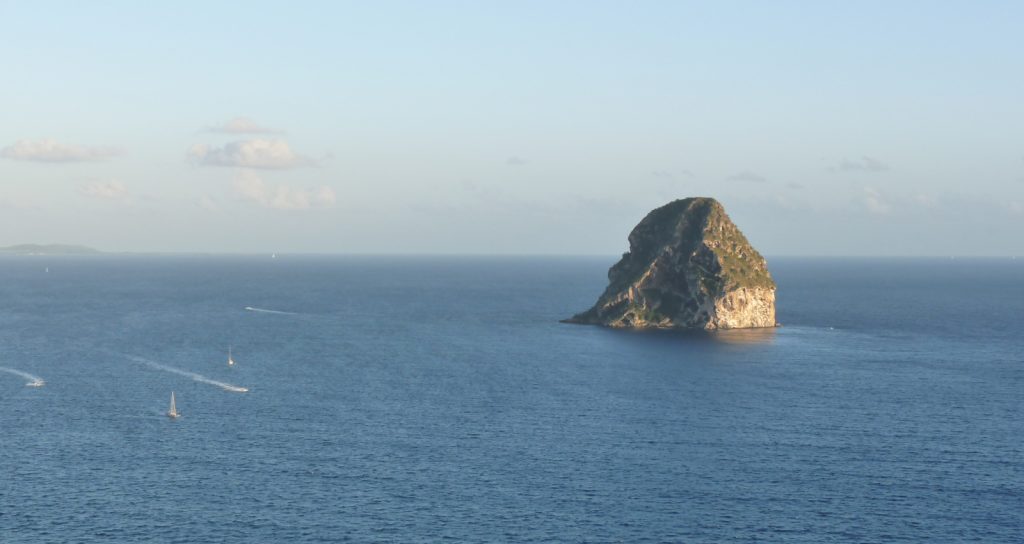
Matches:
[[126, 355, 249, 393], [244, 306, 298, 315], [0, 366, 45, 387]]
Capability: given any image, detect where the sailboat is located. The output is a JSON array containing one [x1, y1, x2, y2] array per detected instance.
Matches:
[[227, 346, 235, 367], [167, 391, 180, 419]]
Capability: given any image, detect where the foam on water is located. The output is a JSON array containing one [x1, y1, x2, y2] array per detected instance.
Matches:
[[244, 306, 297, 315], [126, 355, 249, 393], [0, 366, 45, 387]]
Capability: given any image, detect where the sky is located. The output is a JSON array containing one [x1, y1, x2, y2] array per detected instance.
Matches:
[[1, 1, 1022, 256]]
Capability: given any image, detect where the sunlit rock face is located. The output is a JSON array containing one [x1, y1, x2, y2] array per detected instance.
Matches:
[[564, 197, 777, 330]]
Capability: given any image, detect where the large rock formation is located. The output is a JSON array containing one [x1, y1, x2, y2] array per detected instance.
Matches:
[[565, 197, 777, 330]]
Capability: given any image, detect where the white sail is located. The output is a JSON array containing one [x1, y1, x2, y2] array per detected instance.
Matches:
[[167, 391, 179, 418]]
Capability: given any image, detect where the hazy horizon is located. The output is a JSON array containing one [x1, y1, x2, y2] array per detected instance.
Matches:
[[3, 243, 1021, 259], [3, 2, 1022, 256]]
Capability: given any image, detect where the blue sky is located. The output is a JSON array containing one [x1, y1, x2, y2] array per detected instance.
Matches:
[[1, 1, 1022, 255]]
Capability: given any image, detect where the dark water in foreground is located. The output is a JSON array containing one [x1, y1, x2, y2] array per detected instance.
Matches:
[[0, 256, 1021, 543]]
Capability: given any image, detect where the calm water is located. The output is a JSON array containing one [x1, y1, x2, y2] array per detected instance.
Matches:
[[0, 256, 1021, 543]]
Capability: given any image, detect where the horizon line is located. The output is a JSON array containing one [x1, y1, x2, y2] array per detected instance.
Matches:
[[1, 250, 1020, 259]]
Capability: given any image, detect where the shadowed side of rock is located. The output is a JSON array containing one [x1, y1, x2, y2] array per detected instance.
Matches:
[[564, 197, 777, 330]]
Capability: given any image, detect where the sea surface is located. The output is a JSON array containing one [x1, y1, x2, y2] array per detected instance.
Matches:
[[0, 256, 1021, 543]]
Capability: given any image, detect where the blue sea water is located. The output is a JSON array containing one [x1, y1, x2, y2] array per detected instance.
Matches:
[[0, 255, 1021, 543]]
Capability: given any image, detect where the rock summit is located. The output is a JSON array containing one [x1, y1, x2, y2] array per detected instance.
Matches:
[[565, 197, 777, 330]]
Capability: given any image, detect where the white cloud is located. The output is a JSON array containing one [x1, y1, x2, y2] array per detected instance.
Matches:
[[81, 180, 128, 200], [197, 195, 219, 212], [1008, 201, 1023, 215], [188, 139, 314, 169], [233, 171, 266, 200], [770, 194, 798, 211], [726, 170, 767, 183], [0, 195, 34, 210], [863, 187, 891, 214], [315, 186, 336, 206], [232, 171, 335, 210], [651, 169, 693, 179], [1, 139, 120, 163], [913, 193, 939, 209], [203, 117, 283, 134], [834, 156, 888, 173]]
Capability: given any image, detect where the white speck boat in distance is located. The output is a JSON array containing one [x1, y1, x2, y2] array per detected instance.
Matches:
[[228, 346, 235, 367], [167, 391, 180, 419]]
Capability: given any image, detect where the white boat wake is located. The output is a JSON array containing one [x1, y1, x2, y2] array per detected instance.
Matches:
[[0, 366, 45, 387], [244, 306, 297, 315], [126, 355, 249, 393]]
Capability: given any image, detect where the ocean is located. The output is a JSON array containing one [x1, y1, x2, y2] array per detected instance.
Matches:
[[0, 256, 1021, 542]]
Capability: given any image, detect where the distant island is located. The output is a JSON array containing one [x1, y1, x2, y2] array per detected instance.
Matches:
[[564, 197, 777, 330], [0, 244, 101, 255]]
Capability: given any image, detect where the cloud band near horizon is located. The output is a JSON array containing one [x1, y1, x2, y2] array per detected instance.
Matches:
[[188, 139, 314, 169], [0, 139, 121, 163]]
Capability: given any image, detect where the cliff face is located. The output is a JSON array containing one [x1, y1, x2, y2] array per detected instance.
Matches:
[[565, 197, 777, 330]]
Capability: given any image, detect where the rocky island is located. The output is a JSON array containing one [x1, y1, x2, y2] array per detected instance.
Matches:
[[565, 197, 777, 330]]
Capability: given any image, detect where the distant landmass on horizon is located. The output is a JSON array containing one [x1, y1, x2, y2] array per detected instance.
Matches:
[[0, 244, 101, 255]]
